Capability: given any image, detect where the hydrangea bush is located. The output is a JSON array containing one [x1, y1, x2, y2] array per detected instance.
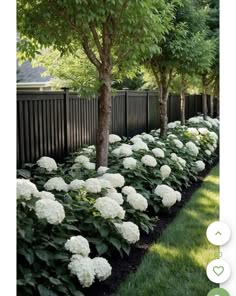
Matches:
[[17, 115, 219, 294]]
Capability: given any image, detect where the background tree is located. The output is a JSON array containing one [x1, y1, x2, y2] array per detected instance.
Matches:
[[18, 0, 172, 167], [145, 0, 216, 135]]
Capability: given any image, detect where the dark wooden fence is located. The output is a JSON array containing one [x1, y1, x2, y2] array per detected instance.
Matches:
[[17, 89, 206, 167]]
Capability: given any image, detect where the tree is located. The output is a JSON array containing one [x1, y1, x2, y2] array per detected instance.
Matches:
[[146, 0, 215, 135], [18, 0, 171, 167]]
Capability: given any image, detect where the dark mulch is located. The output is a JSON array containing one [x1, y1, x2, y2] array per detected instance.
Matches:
[[83, 158, 219, 296]]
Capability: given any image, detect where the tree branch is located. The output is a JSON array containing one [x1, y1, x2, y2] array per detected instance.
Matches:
[[89, 23, 104, 62], [48, 0, 101, 69]]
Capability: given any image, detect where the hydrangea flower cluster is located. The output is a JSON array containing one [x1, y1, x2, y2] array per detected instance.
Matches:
[[152, 147, 165, 158], [114, 221, 140, 244], [123, 157, 137, 170], [66, 236, 112, 287], [17, 179, 39, 200], [154, 184, 181, 208], [160, 165, 171, 180], [127, 192, 148, 211], [101, 173, 125, 188], [35, 199, 65, 224], [195, 160, 205, 172], [94, 196, 125, 219], [109, 134, 121, 143], [185, 141, 199, 156], [37, 156, 58, 172], [44, 177, 69, 192], [141, 155, 157, 167]]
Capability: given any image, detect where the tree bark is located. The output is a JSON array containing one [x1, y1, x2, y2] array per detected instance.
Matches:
[[180, 75, 186, 125], [210, 94, 214, 117], [96, 66, 112, 168], [159, 80, 169, 138], [202, 76, 208, 119]]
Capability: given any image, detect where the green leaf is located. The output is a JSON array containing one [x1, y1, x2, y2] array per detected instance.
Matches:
[[109, 237, 121, 251], [95, 243, 109, 255], [35, 250, 50, 264], [49, 277, 62, 285]]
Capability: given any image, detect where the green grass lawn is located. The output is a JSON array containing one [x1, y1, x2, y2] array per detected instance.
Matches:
[[115, 165, 219, 296]]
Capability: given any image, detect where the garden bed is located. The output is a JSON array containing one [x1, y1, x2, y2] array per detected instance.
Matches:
[[17, 116, 219, 296], [83, 157, 219, 296]]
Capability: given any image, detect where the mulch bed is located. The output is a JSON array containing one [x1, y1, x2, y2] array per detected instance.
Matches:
[[83, 158, 219, 296]]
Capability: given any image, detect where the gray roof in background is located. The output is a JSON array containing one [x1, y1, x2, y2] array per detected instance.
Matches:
[[17, 61, 52, 83]]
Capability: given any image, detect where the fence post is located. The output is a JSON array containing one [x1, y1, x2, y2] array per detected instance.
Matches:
[[124, 90, 129, 137], [146, 90, 150, 132], [62, 88, 70, 154]]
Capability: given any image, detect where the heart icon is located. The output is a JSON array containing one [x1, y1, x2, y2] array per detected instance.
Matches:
[[213, 266, 224, 276]]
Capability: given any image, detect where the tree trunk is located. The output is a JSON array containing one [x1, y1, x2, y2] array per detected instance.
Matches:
[[159, 82, 169, 138], [96, 67, 112, 168], [180, 76, 186, 125], [216, 95, 220, 117], [210, 94, 214, 117], [202, 76, 208, 119]]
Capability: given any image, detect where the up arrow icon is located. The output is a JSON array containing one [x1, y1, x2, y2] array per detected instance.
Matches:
[[215, 231, 222, 236]]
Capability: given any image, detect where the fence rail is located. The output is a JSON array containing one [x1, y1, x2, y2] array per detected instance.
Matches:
[[17, 89, 212, 167]]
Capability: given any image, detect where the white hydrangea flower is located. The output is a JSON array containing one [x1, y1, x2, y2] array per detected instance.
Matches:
[[123, 157, 137, 170], [204, 121, 212, 128], [173, 139, 184, 149], [82, 148, 94, 154], [127, 193, 148, 211], [92, 257, 112, 281], [119, 146, 133, 157], [206, 116, 218, 127], [205, 149, 212, 156], [154, 184, 174, 198], [152, 148, 165, 158], [97, 166, 109, 175], [109, 134, 121, 143], [69, 179, 85, 191], [111, 148, 121, 156], [65, 235, 90, 256], [171, 153, 178, 161], [36, 191, 55, 200], [130, 135, 143, 144], [132, 141, 149, 152], [37, 156, 58, 172], [141, 155, 157, 167], [121, 186, 136, 196], [74, 155, 90, 164], [175, 191, 182, 202], [186, 141, 199, 156], [167, 122, 176, 129], [106, 189, 124, 205], [198, 127, 209, 135], [209, 131, 218, 142], [114, 222, 140, 244], [178, 157, 186, 168], [17, 179, 39, 200], [83, 162, 96, 170], [188, 117, 200, 124], [98, 178, 113, 189], [187, 127, 199, 136], [85, 178, 102, 193], [94, 197, 125, 219], [156, 141, 165, 146], [167, 134, 177, 139], [162, 191, 177, 207], [68, 255, 95, 288], [207, 143, 215, 152], [142, 134, 155, 142], [44, 177, 68, 192], [35, 199, 65, 224], [160, 165, 171, 180], [101, 173, 125, 188], [195, 160, 205, 172]]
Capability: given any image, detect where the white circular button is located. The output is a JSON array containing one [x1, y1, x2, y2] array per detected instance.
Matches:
[[206, 259, 231, 284], [206, 221, 231, 246]]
